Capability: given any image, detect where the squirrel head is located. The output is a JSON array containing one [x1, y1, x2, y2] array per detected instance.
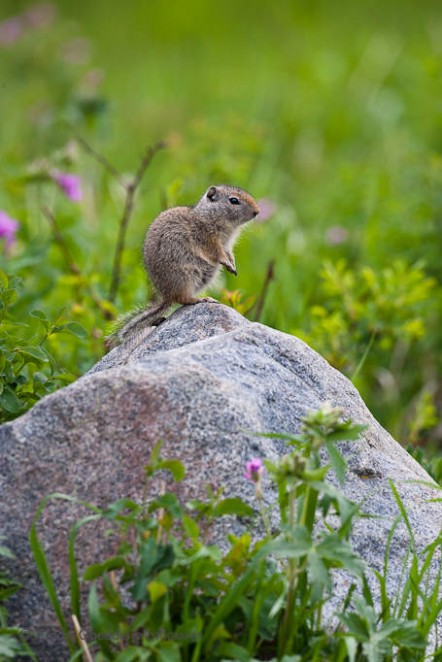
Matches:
[[196, 185, 260, 226]]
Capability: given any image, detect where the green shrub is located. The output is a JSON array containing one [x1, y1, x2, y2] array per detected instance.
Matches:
[[0, 270, 86, 422]]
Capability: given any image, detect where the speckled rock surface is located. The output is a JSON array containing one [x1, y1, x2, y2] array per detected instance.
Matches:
[[1, 303, 440, 660]]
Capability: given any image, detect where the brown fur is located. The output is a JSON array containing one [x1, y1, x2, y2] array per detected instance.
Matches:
[[114, 185, 259, 345]]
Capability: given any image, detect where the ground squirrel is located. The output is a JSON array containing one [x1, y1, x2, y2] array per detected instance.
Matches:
[[111, 184, 260, 346]]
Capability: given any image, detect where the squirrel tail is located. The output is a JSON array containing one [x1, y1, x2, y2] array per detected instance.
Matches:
[[106, 300, 170, 349]]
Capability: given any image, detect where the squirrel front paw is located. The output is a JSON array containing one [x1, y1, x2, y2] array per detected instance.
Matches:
[[221, 253, 237, 276]]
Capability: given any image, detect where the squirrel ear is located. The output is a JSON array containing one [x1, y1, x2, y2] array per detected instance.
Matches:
[[207, 186, 217, 201]]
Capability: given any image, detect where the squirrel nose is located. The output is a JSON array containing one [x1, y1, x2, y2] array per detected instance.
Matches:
[[253, 210, 259, 217]]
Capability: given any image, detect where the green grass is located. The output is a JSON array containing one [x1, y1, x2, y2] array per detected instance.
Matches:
[[0, 0, 441, 465]]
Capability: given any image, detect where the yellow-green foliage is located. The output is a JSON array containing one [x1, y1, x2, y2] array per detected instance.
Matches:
[[0, 0, 441, 467]]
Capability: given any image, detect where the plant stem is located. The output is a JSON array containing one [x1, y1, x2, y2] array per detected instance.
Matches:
[[278, 485, 298, 657], [72, 614, 93, 662], [76, 135, 126, 186], [42, 206, 114, 320], [300, 484, 318, 533], [108, 141, 166, 302], [351, 328, 377, 383], [249, 258, 275, 321]]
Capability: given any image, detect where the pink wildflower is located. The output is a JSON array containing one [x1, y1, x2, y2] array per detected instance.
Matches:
[[0, 16, 24, 46], [245, 458, 264, 482], [0, 211, 19, 249], [23, 3, 57, 29], [61, 37, 91, 65], [255, 198, 276, 223], [52, 172, 83, 202], [325, 225, 348, 245], [0, 4, 56, 47]]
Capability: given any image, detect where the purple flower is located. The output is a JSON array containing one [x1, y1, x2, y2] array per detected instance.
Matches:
[[52, 172, 83, 202], [0, 16, 24, 46], [0, 211, 19, 249], [245, 458, 264, 482], [61, 37, 91, 65], [0, 4, 56, 47], [325, 225, 349, 246], [255, 198, 276, 223], [24, 3, 57, 29]]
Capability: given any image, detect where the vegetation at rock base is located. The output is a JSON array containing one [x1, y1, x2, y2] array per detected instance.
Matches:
[[28, 407, 441, 660]]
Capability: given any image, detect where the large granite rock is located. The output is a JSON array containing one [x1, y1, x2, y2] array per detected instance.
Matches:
[[1, 303, 440, 660]]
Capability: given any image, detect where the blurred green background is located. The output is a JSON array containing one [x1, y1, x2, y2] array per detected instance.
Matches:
[[1, 0, 442, 472]]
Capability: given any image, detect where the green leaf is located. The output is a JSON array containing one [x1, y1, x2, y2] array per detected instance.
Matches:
[[1, 289, 18, 306], [88, 583, 120, 633], [264, 527, 313, 558], [343, 637, 358, 662], [324, 439, 347, 484], [215, 642, 251, 661], [156, 642, 181, 662], [176, 544, 222, 566], [150, 493, 183, 518], [340, 612, 370, 639], [0, 387, 23, 414], [0, 545, 15, 560], [102, 498, 140, 518], [212, 497, 255, 518], [147, 580, 168, 603], [131, 606, 151, 630], [69, 514, 101, 620], [203, 555, 265, 652], [30, 508, 75, 652], [83, 556, 127, 581], [155, 459, 186, 482], [18, 346, 49, 364], [30, 309, 48, 321], [61, 321, 88, 338], [326, 424, 367, 443], [0, 634, 22, 658], [131, 540, 175, 600], [307, 551, 331, 593], [208, 623, 230, 644], [148, 440, 164, 466], [113, 647, 149, 662], [0, 270, 8, 289], [379, 619, 426, 648], [316, 534, 365, 577], [29, 492, 102, 653], [182, 514, 200, 541], [389, 480, 416, 552]]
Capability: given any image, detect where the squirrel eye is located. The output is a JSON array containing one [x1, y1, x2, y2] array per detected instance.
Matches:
[[229, 197, 240, 205]]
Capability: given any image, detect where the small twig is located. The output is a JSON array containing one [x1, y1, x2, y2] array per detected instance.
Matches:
[[109, 569, 118, 592], [42, 206, 115, 320], [249, 259, 275, 321], [72, 614, 94, 662], [108, 141, 166, 302], [76, 135, 125, 187], [42, 205, 80, 276], [156, 479, 166, 544]]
